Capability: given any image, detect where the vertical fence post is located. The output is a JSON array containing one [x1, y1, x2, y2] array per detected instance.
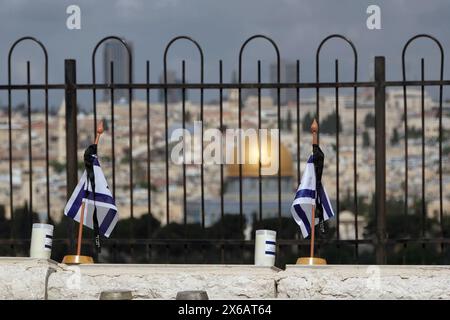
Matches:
[[64, 59, 78, 252], [374, 56, 386, 264]]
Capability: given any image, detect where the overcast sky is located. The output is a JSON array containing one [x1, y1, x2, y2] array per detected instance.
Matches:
[[1, 0, 450, 107]]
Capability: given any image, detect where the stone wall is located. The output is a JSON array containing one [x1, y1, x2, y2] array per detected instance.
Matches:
[[0, 258, 57, 299], [47, 264, 279, 300], [278, 265, 450, 299], [1, 258, 450, 299]]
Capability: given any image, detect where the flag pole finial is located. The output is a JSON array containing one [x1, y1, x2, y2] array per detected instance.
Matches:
[[95, 120, 104, 145], [311, 118, 318, 145]]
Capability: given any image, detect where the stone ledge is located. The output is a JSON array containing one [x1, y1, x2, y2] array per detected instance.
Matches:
[[2, 258, 450, 299], [276, 265, 450, 299], [47, 264, 280, 300], [0, 257, 60, 300]]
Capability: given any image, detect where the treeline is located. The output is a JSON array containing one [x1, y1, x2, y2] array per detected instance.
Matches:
[[0, 193, 449, 266]]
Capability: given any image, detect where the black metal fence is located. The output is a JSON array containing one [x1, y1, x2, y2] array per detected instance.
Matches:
[[0, 34, 449, 266]]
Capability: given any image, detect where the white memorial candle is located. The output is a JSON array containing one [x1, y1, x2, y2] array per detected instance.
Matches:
[[254, 229, 276, 266], [30, 223, 53, 259]]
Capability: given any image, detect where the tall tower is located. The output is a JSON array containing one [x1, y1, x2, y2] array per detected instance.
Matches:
[[270, 60, 297, 105], [103, 39, 133, 103], [158, 70, 184, 103]]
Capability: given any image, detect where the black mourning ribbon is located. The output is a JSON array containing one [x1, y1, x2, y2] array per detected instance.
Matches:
[[312, 144, 326, 235], [84, 144, 101, 253]]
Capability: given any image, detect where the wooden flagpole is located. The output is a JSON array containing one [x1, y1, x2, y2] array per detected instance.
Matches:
[[75, 203, 86, 256], [310, 206, 316, 258], [63, 121, 104, 264], [296, 119, 326, 265]]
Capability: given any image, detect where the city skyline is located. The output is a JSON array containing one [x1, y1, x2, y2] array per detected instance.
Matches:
[[1, 0, 450, 108]]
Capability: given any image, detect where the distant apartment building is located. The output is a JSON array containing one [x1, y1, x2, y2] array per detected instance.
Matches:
[[270, 60, 297, 105], [103, 39, 133, 103], [158, 70, 185, 103]]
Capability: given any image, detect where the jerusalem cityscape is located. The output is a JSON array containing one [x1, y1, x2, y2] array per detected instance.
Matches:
[[0, 40, 449, 243]]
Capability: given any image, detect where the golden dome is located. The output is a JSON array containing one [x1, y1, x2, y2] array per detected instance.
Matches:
[[226, 136, 294, 177]]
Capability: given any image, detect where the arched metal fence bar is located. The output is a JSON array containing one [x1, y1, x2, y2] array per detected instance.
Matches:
[[401, 35, 445, 263], [315, 34, 358, 259], [238, 35, 281, 236], [7, 37, 49, 241], [145, 60, 152, 249], [91, 36, 133, 243], [163, 36, 204, 228]]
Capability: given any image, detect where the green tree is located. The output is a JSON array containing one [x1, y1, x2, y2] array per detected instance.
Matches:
[[286, 110, 293, 132], [362, 131, 371, 148], [185, 110, 191, 123], [4, 203, 40, 257], [365, 197, 436, 239], [443, 145, 450, 156], [0, 205, 12, 256], [102, 117, 109, 132], [363, 197, 441, 264], [320, 111, 342, 135], [391, 128, 400, 145], [364, 113, 375, 128], [252, 217, 298, 240], [407, 127, 422, 139], [302, 112, 315, 133], [11, 202, 39, 240], [0, 205, 8, 238], [112, 213, 161, 239], [208, 214, 246, 239], [49, 160, 65, 174]]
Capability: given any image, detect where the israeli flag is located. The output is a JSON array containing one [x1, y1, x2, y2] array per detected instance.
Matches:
[[291, 156, 334, 238], [64, 158, 118, 238]]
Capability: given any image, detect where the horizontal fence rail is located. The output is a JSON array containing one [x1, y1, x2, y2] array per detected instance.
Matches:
[[0, 34, 449, 266], [3, 80, 450, 90]]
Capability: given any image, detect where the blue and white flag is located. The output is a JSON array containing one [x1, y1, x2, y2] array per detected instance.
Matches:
[[64, 158, 118, 238], [291, 155, 334, 238]]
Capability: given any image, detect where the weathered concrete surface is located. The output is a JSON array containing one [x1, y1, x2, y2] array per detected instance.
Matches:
[[277, 265, 450, 299], [2, 258, 450, 299], [0, 257, 58, 300], [47, 264, 279, 300]]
